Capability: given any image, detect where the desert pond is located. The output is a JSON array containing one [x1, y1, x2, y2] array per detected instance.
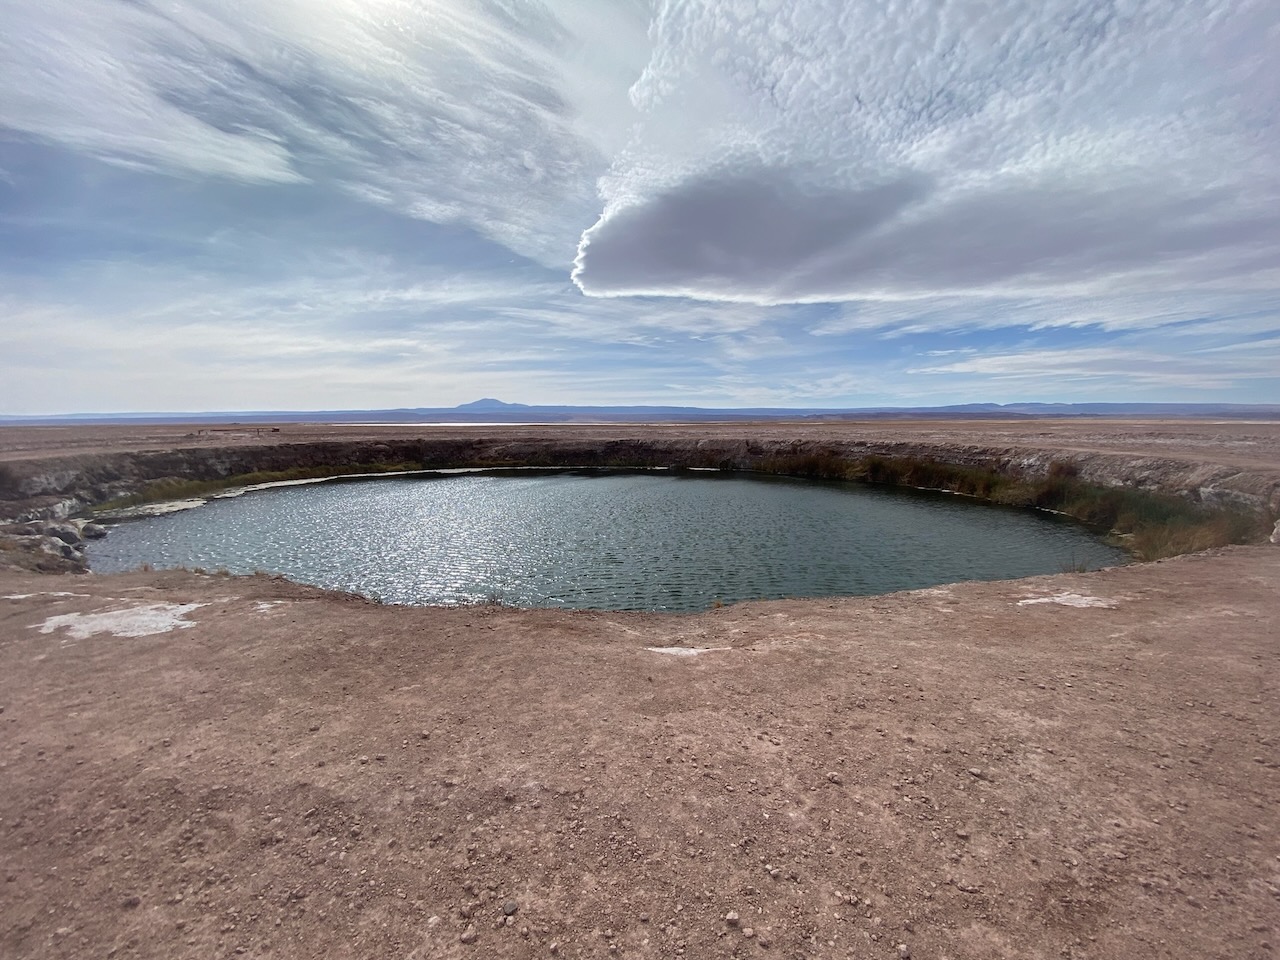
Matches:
[[88, 471, 1127, 611]]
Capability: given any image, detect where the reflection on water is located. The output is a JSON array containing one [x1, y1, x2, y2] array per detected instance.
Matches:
[[88, 471, 1127, 612]]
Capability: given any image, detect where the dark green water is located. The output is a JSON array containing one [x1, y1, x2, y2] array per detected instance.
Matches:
[[87, 470, 1126, 611]]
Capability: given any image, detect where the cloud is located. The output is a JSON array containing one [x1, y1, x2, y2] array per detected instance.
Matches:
[[909, 343, 1279, 391], [0, 0, 641, 265], [2, 0, 1277, 412], [573, 0, 1280, 304], [574, 167, 933, 299], [811, 290, 1280, 337]]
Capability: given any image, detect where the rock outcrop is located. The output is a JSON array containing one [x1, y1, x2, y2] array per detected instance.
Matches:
[[2, 434, 1278, 523]]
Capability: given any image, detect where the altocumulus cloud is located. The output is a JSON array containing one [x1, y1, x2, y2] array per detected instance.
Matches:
[[0, 0, 615, 264], [573, 0, 1280, 305]]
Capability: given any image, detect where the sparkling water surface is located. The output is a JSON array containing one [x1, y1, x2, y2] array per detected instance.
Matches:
[[87, 471, 1127, 611]]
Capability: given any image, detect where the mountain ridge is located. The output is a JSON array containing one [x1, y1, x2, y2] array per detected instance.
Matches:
[[3, 401, 1279, 425]]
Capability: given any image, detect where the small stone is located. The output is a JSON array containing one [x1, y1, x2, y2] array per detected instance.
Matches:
[[743, 927, 755, 938], [826, 772, 842, 785], [897, 944, 912, 959], [638, 913, 649, 923], [549, 942, 560, 955], [967, 767, 987, 780], [121, 896, 141, 909], [358, 756, 369, 765], [308, 724, 320, 732], [459, 925, 478, 944], [503, 899, 519, 916], [374, 753, 387, 762], [725, 911, 740, 926], [955, 828, 970, 839]]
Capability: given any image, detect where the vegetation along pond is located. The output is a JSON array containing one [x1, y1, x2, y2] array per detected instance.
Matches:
[[87, 470, 1127, 611]]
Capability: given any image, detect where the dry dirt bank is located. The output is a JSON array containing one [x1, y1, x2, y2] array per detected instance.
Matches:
[[3, 419, 1280, 522], [1, 547, 1278, 960]]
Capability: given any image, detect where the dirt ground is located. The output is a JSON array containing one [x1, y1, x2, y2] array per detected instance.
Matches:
[[0, 421, 1278, 960], [3, 418, 1280, 472]]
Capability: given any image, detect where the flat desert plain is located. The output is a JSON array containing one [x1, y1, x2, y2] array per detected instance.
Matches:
[[0, 420, 1277, 960]]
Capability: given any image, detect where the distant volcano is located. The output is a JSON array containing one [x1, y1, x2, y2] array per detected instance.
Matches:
[[453, 398, 531, 411]]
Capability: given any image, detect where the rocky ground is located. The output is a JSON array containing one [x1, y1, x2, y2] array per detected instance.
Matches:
[[0, 421, 1278, 959]]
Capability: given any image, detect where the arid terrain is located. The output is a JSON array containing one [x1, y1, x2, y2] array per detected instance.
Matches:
[[1, 420, 1278, 960], [3, 418, 1280, 473]]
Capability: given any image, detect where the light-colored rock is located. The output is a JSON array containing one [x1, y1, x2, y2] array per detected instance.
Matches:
[[43, 522, 83, 546]]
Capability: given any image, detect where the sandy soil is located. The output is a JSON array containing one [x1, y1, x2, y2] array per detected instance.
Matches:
[[1, 422, 1278, 960]]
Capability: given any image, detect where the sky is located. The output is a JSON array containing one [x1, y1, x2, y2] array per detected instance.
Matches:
[[1, 0, 1278, 414]]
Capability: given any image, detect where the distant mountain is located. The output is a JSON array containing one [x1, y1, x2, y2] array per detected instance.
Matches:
[[2, 401, 1278, 425], [454, 398, 531, 411]]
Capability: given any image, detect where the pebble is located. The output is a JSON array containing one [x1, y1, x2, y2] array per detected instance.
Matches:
[[743, 927, 755, 939], [121, 896, 141, 909], [897, 944, 911, 959], [725, 911, 740, 926], [826, 772, 843, 785], [503, 899, 519, 916], [459, 925, 478, 944]]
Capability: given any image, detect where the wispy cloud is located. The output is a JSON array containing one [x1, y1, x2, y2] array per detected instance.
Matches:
[[910, 343, 1279, 391], [1, 1, 1277, 412], [0, 0, 638, 265]]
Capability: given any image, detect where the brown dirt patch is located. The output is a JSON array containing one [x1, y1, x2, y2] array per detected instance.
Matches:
[[2, 544, 1278, 959]]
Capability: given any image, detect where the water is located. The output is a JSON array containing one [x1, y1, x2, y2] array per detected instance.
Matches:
[[87, 471, 1127, 611]]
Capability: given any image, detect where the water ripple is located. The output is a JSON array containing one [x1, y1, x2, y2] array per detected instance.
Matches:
[[88, 472, 1127, 612]]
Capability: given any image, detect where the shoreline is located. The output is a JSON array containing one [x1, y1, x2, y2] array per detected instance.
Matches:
[[3, 419, 1276, 576]]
